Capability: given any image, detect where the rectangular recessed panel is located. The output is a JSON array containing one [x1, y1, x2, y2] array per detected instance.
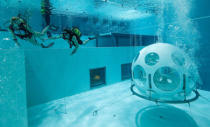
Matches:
[[117, 36, 133, 46], [97, 36, 116, 47], [142, 35, 158, 46], [133, 36, 143, 46], [90, 67, 106, 88], [121, 63, 132, 80]]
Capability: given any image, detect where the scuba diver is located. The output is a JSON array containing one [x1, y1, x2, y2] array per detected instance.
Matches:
[[8, 16, 54, 48], [41, 0, 54, 37], [48, 27, 94, 55]]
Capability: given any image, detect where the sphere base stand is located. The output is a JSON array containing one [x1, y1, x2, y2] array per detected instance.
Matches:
[[130, 84, 200, 104]]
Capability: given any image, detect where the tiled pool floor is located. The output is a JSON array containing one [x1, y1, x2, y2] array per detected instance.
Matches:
[[28, 80, 210, 127]]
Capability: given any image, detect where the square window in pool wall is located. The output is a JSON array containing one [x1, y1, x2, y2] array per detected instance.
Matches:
[[121, 63, 132, 80], [90, 67, 106, 88]]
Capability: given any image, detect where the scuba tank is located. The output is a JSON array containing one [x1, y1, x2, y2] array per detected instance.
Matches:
[[62, 27, 82, 40], [71, 27, 82, 37]]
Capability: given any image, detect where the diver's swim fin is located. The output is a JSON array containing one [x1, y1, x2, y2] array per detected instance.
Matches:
[[47, 31, 52, 38], [0, 27, 8, 32], [49, 25, 59, 31], [88, 37, 96, 40], [41, 42, 55, 48], [88, 32, 112, 40]]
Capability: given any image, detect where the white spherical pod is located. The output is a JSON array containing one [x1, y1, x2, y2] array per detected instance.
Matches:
[[132, 43, 198, 102]]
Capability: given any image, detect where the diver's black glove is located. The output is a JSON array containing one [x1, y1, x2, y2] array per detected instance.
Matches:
[[88, 37, 96, 40], [69, 43, 73, 48], [41, 42, 54, 48]]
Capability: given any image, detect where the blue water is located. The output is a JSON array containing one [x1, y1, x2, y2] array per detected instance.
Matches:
[[0, 0, 210, 127]]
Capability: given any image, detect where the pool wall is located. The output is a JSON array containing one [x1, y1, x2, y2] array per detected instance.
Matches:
[[25, 47, 142, 107], [191, 0, 210, 91], [0, 50, 28, 127]]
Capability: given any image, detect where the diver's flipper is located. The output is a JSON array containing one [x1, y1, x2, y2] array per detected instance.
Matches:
[[41, 42, 54, 48], [47, 31, 52, 38], [88, 37, 96, 40], [49, 25, 59, 31], [88, 33, 112, 40], [0, 28, 8, 32]]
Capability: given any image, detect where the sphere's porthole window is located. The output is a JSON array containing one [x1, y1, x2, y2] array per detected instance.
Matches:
[[153, 67, 180, 91], [145, 52, 159, 66], [133, 65, 146, 83], [133, 52, 140, 63], [171, 52, 185, 66]]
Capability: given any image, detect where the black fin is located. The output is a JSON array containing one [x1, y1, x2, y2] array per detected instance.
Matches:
[[41, 42, 54, 48], [47, 31, 52, 38], [49, 25, 59, 31], [88, 37, 96, 40], [0, 25, 7, 31]]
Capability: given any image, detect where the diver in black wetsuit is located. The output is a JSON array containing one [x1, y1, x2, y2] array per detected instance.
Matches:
[[48, 27, 93, 55], [8, 16, 54, 48], [41, 0, 53, 37]]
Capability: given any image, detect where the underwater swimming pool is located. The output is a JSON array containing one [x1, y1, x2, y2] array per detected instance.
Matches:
[[0, 0, 210, 127], [28, 80, 210, 127]]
